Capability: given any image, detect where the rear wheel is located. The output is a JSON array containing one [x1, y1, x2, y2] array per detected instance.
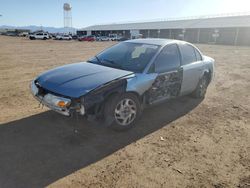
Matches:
[[104, 93, 141, 131], [192, 75, 208, 98]]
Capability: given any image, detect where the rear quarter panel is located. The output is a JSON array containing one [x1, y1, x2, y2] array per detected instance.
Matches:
[[202, 55, 215, 82], [180, 61, 204, 95]]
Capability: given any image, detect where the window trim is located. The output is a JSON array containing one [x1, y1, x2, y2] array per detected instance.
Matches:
[[149, 43, 182, 73], [194, 47, 203, 61], [179, 43, 199, 66]]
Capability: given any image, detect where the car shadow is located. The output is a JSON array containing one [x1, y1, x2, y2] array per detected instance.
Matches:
[[0, 96, 202, 188]]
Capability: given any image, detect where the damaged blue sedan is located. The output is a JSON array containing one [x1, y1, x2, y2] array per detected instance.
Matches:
[[31, 39, 214, 130]]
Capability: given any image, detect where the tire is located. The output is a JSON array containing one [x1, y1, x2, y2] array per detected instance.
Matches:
[[192, 75, 209, 98], [43, 37, 47, 40], [104, 93, 141, 131]]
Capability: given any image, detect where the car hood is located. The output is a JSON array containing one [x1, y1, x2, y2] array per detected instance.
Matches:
[[36, 62, 133, 98]]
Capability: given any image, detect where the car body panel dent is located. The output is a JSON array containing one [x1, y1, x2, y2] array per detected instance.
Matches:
[[83, 78, 127, 114], [147, 69, 183, 104]]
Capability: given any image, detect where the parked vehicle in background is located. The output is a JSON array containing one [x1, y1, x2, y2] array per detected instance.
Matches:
[[29, 32, 50, 40], [18, 32, 29, 37], [31, 39, 215, 131], [78, 35, 87, 41], [5, 32, 17, 37], [109, 34, 119, 41], [131, 33, 143, 39], [55, 34, 72, 40], [71, 35, 78, 40], [97, 36, 110, 41], [108, 34, 127, 41], [49, 34, 56, 39], [117, 36, 128, 41], [81, 35, 96, 41]]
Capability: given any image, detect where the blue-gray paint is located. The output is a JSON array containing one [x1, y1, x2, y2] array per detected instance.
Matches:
[[36, 62, 133, 98], [126, 73, 158, 95], [35, 39, 214, 103]]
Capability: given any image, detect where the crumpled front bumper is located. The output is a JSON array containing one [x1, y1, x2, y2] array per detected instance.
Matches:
[[30, 81, 72, 116]]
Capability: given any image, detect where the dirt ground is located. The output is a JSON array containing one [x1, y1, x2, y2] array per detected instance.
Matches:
[[0, 36, 249, 188]]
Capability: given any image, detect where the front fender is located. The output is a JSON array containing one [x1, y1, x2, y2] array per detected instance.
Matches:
[[126, 73, 158, 96], [82, 79, 127, 114]]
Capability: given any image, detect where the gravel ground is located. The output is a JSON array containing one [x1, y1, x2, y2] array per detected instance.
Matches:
[[0, 36, 249, 188]]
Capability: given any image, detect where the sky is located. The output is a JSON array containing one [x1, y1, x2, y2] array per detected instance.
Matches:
[[0, 0, 250, 28]]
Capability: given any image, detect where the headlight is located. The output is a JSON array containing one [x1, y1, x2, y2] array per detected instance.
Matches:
[[43, 93, 71, 108], [31, 81, 38, 96]]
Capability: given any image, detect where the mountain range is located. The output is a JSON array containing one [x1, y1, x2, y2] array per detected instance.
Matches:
[[0, 25, 78, 33]]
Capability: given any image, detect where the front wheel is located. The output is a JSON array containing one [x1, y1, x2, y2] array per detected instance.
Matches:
[[192, 76, 208, 98], [104, 93, 141, 131]]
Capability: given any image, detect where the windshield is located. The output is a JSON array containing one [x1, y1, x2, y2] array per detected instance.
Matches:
[[88, 42, 160, 73]]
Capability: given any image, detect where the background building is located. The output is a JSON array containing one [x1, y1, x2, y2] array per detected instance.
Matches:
[[77, 14, 250, 46]]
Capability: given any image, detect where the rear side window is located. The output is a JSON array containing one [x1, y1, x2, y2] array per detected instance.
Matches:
[[154, 44, 181, 73], [179, 44, 197, 65], [194, 48, 202, 61]]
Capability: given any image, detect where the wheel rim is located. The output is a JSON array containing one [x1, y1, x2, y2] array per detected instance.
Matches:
[[114, 98, 137, 126], [199, 78, 207, 96]]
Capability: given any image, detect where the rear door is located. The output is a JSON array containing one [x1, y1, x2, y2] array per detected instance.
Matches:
[[178, 43, 203, 95], [147, 44, 183, 104]]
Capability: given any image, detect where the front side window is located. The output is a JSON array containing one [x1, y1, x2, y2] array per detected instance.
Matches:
[[179, 44, 197, 65], [88, 42, 160, 73], [153, 44, 181, 73]]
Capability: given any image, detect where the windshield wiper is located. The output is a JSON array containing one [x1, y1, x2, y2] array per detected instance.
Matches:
[[103, 59, 122, 68], [87, 60, 95, 63], [95, 56, 101, 64], [93, 57, 123, 69], [102, 58, 115, 65], [87, 56, 101, 64], [102, 59, 123, 69]]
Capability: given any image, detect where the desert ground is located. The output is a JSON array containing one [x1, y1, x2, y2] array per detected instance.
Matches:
[[0, 36, 249, 188]]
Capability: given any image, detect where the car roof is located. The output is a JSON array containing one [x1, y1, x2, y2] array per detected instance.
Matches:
[[125, 38, 182, 46]]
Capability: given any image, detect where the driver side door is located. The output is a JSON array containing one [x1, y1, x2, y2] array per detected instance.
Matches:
[[147, 44, 183, 104]]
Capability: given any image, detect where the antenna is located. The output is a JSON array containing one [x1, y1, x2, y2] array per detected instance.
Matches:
[[63, 3, 72, 34]]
